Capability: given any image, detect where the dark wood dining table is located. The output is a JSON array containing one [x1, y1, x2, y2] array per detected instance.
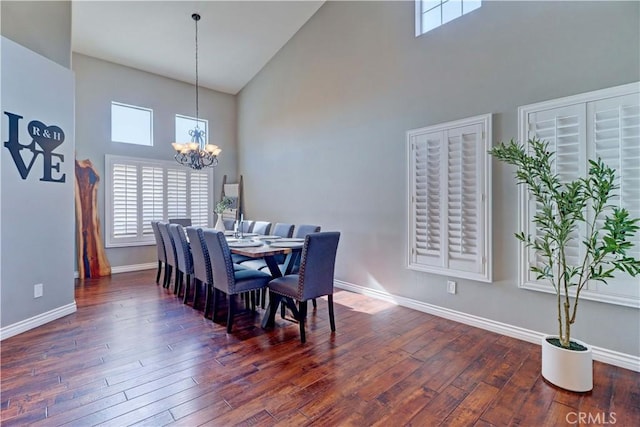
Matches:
[[227, 238, 304, 329]]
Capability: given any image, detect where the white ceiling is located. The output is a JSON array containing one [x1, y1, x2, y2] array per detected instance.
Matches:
[[72, 1, 324, 95]]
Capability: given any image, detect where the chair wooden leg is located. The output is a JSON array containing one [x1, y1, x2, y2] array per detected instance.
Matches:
[[298, 300, 308, 343], [312, 298, 317, 309], [174, 270, 181, 295], [163, 265, 171, 288], [212, 288, 221, 322], [204, 283, 212, 318], [328, 294, 336, 332], [156, 261, 162, 284], [227, 294, 236, 333], [182, 274, 189, 303], [261, 288, 266, 309], [193, 278, 201, 308]]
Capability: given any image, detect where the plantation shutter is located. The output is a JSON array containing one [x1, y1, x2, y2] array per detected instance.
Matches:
[[411, 131, 443, 267], [112, 163, 138, 239], [141, 166, 164, 236], [518, 82, 640, 307], [105, 155, 213, 247], [408, 114, 491, 282], [167, 168, 188, 219], [190, 171, 210, 227], [587, 94, 640, 300], [446, 124, 484, 274], [526, 105, 586, 284]]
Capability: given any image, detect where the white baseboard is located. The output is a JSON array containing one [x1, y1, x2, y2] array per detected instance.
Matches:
[[0, 302, 77, 341], [74, 262, 156, 278], [334, 280, 640, 372], [111, 262, 156, 274]]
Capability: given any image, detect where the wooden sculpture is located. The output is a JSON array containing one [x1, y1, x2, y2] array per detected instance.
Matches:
[[75, 158, 111, 278]]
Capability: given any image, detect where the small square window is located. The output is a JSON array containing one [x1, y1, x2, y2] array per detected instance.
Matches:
[[416, 0, 481, 36], [111, 102, 153, 146], [175, 114, 208, 144]]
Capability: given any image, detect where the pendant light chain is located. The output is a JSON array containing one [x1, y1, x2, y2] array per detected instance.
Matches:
[[194, 13, 199, 123]]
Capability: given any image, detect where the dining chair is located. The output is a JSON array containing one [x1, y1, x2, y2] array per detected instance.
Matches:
[[169, 218, 192, 226], [158, 222, 178, 290], [202, 229, 272, 333], [272, 223, 294, 238], [293, 224, 321, 238], [251, 221, 271, 235], [169, 223, 194, 301], [266, 232, 341, 343], [185, 226, 210, 313], [150, 221, 166, 285]]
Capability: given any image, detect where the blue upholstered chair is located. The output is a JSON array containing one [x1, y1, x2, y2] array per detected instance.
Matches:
[[169, 223, 194, 301], [272, 223, 294, 238], [202, 229, 272, 333], [185, 227, 210, 312], [266, 232, 341, 343], [169, 218, 192, 226], [158, 222, 178, 290], [251, 221, 272, 235], [151, 221, 166, 285]]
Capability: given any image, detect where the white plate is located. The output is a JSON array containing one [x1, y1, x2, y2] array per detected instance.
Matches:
[[269, 241, 304, 248], [276, 238, 305, 243], [227, 241, 263, 248], [254, 235, 282, 240], [225, 238, 238, 243]]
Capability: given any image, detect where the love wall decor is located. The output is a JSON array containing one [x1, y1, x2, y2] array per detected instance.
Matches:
[[3, 111, 66, 183]]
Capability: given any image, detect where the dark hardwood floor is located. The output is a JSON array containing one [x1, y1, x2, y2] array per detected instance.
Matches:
[[1, 270, 638, 426]]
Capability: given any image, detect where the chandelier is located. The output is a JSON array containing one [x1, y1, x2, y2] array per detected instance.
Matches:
[[171, 13, 221, 170]]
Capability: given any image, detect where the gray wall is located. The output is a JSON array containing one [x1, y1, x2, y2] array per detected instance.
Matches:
[[1, 1, 72, 68], [1, 0, 75, 333], [73, 53, 238, 268], [238, 1, 640, 354]]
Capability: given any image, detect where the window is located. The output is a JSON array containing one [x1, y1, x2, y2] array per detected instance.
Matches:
[[518, 82, 640, 308], [408, 113, 492, 282], [415, 0, 482, 36], [176, 114, 208, 144], [111, 102, 153, 146], [105, 155, 212, 247]]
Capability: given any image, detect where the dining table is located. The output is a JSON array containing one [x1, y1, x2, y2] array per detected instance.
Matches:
[[224, 233, 305, 329]]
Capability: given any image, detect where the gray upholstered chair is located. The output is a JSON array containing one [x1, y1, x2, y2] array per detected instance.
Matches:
[[272, 223, 294, 238], [240, 220, 254, 233], [158, 222, 178, 290], [169, 223, 194, 301], [151, 221, 166, 285], [293, 224, 321, 238], [185, 226, 210, 312], [202, 229, 272, 333], [251, 221, 271, 235], [266, 232, 340, 343], [169, 218, 192, 226]]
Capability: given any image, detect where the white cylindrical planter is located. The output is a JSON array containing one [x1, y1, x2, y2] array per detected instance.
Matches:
[[541, 335, 593, 392]]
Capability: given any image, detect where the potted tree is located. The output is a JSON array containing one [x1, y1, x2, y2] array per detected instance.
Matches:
[[214, 196, 233, 231], [489, 137, 640, 392]]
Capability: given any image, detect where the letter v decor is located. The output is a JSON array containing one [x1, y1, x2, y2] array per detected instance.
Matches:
[[75, 158, 111, 278]]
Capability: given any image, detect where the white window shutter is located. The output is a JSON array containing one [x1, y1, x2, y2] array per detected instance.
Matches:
[[408, 113, 491, 282], [112, 163, 138, 239], [518, 82, 640, 307], [526, 105, 586, 283], [142, 166, 164, 236], [167, 169, 188, 219], [586, 94, 640, 301], [190, 171, 210, 227], [446, 124, 484, 274], [411, 131, 444, 267]]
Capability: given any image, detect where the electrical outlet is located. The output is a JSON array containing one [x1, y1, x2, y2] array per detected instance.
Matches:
[[447, 280, 456, 295], [34, 283, 43, 298]]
